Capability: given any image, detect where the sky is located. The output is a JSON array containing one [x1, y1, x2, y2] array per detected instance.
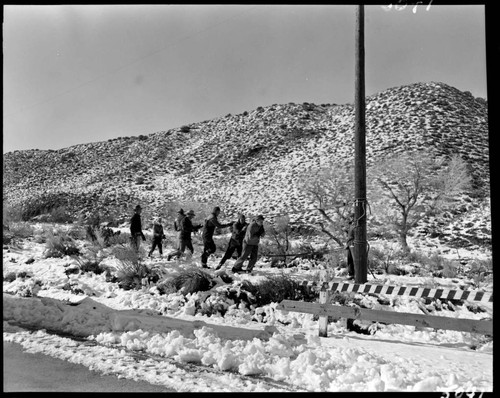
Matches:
[[3, 4, 488, 153]]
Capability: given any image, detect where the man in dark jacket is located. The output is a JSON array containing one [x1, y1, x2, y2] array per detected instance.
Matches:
[[232, 215, 265, 274], [173, 208, 185, 250], [216, 213, 248, 270], [148, 217, 166, 258], [167, 210, 202, 260], [200, 206, 232, 268], [130, 204, 146, 252], [173, 209, 185, 233]]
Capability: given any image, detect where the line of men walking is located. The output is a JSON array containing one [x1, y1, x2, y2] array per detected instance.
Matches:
[[130, 204, 265, 274]]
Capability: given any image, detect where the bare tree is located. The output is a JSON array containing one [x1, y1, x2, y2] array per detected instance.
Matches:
[[265, 215, 292, 266], [369, 152, 471, 251], [299, 162, 354, 248]]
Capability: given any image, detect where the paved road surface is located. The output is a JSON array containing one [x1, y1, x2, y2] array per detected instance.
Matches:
[[3, 341, 175, 392]]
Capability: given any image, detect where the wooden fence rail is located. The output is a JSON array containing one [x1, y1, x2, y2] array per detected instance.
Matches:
[[278, 282, 493, 337], [277, 300, 493, 336]]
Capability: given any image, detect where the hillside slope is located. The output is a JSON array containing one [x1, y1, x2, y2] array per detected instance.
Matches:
[[3, 82, 490, 247]]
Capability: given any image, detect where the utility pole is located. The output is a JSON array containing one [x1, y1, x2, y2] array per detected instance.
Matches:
[[353, 4, 368, 284]]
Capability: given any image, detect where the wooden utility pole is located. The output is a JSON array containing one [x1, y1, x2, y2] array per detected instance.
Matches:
[[353, 4, 368, 283]]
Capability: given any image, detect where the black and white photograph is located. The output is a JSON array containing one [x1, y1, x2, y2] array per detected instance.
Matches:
[[3, 3, 493, 393]]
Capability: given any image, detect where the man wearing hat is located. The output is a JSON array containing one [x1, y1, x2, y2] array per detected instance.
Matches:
[[231, 215, 265, 274], [148, 217, 166, 258], [167, 208, 186, 257], [200, 206, 233, 268], [173, 208, 185, 233], [130, 205, 146, 252], [167, 209, 202, 260]]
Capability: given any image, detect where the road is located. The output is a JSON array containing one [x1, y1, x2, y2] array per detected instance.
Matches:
[[3, 341, 175, 392]]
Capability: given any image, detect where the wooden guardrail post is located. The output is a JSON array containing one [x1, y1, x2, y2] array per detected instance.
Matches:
[[318, 290, 330, 337]]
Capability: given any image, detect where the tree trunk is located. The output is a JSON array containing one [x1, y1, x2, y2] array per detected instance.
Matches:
[[399, 233, 410, 252], [399, 211, 410, 252]]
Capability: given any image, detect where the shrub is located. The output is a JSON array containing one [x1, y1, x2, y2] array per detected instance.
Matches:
[[68, 225, 87, 241], [428, 251, 445, 270], [322, 248, 346, 269], [3, 203, 24, 223], [110, 246, 158, 290], [442, 260, 459, 279], [165, 268, 215, 295], [19, 192, 75, 221], [76, 259, 104, 275], [8, 222, 34, 239], [467, 258, 493, 288], [329, 291, 352, 306], [50, 206, 73, 223], [367, 246, 386, 271], [180, 125, 191, 133], [44, 229, 81, 258], [240, 275, 312, 307], [386, 264, 407, 276], [108, 230, 130, 246], [135, 176, 145, 185], [3, 272, 17, 282], [16, 271, 31, 279]]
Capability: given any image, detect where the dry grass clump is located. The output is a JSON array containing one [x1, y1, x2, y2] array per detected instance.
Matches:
[[110, 246, 160, 290]]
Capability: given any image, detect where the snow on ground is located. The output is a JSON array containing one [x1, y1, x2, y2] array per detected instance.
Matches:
[[3, 224, 493, 392]]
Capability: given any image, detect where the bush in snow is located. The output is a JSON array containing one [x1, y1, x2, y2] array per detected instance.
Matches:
[[244, 275, 314, 307], [467, 258, 492, 288], [49, 206, 73, 223], [3, 203, 24, 223], [4, 222, 34, 242], [75, 259, 105, 275], [44, 228, 81, 258], [3, 272, 17, 283], [111, 246, 160, 290], [67, 225, 87, 241], [322, 248, 347, 269], [163, 269, 215, 295], [107, 230, 130, 246], [441, 261, 459, 279]]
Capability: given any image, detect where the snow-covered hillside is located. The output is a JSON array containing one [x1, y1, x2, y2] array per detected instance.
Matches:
[[3, 82, 490, 249]]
